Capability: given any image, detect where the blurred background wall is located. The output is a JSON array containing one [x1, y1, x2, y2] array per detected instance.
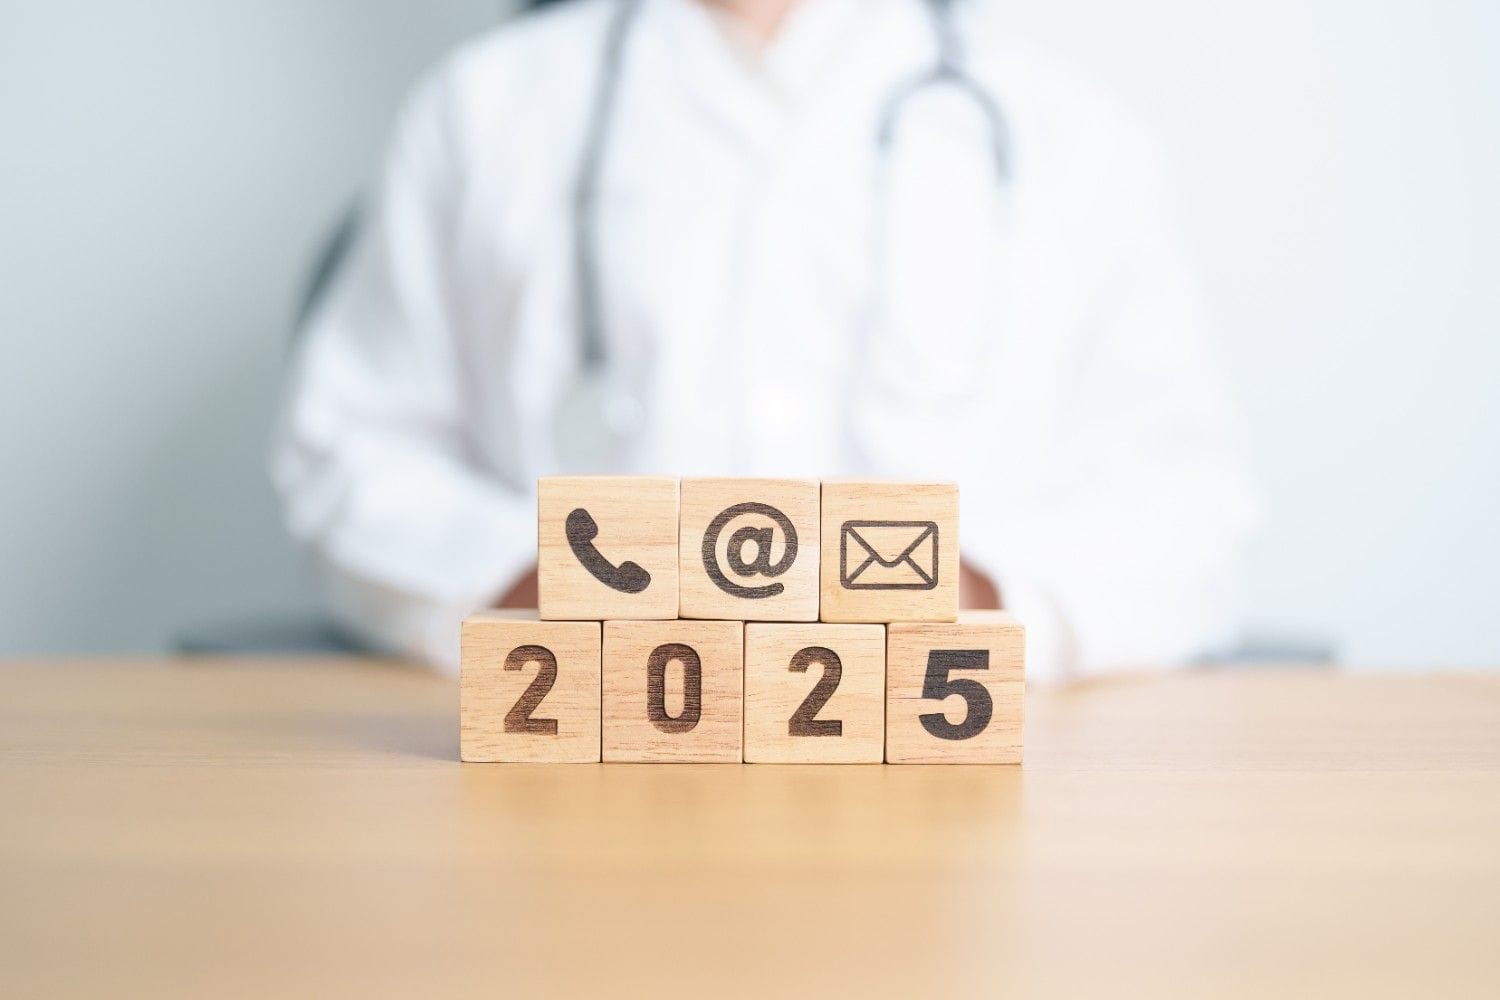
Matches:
[[2, 0, 1497, 667]]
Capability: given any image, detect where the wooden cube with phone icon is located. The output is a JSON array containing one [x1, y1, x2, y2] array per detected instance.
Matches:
[[538, 476, 679, 621]]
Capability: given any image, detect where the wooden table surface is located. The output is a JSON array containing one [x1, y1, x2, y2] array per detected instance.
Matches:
[[2, 660, 1497, 999]]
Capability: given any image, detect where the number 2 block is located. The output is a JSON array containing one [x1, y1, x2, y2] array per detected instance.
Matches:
[[460, 611, 602, 763], [744, 624, 886, 764], [602, 620, 743, 763], [885, 612, 1024, 764]]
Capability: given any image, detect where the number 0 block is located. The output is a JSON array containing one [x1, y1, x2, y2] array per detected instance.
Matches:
[[744, 624, 886, 764], [885, 611, 1024, 764], [603, 620, 743, 763], [461, 610, 601, 763]]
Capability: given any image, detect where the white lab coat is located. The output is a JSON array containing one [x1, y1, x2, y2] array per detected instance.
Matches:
[[270, 0, 1257, 679]]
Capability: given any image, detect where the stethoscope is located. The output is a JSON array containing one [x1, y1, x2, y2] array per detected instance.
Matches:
[[554, 0, 1011, 470]]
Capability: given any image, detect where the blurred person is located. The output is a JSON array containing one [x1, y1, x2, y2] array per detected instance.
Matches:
[[270, 0, 1257, 678]]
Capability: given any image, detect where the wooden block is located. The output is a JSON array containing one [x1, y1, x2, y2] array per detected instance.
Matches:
[[679, 478, 820, 622], [460, 610, 601, 763], [743, 623, 886, 764], [819, 480, 959, 624], [538, 476, 679, 621], [602, 620, 743, 763], [885, 611, 1024, 764]]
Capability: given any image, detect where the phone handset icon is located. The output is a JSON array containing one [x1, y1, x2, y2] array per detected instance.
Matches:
[[565, 508, 651, 594]]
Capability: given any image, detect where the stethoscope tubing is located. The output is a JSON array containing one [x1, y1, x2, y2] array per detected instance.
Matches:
[[572, 0, 1008, 375], [558, 0, 1011, 470]]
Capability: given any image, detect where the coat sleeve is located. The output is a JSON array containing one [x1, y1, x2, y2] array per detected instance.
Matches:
[[269, 69, 533, 675], [969, 130, 1259, 682]]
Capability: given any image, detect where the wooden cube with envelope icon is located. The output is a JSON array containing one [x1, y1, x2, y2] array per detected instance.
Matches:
[[538, 476, 679, 621], [819, 480, 959, 623], [885, 611, 1024, 764]]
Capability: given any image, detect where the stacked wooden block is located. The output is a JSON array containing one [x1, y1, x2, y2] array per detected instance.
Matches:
[[461, 477, 1024, 764]]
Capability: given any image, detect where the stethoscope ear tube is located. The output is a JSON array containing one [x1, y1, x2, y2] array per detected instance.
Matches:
[[571, 0, 646, 372], [876, 0, 1010, 182], [558, 0, 1012, 469]]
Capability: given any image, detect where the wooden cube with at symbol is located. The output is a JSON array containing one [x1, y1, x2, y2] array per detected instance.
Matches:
[[679, 478, 820, 622]]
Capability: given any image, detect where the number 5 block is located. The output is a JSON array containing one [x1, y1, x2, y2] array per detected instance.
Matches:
[[461, 611, 602, 763], [885, 611, 1024, 764]]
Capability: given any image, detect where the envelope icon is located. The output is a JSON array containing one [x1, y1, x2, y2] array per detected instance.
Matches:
[[839, 521, 940, 590]]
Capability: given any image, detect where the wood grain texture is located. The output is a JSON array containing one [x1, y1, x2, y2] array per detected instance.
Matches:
[[886, 611, 1024, 764], [460, 611, 601, 763], [3, 661, 1500, 998], [743, 623, 885, 764], [537, 476, 679, 621], [679, 478, 820, 621], [819, 480, 959, 623], [602, 619, 743, 763]]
